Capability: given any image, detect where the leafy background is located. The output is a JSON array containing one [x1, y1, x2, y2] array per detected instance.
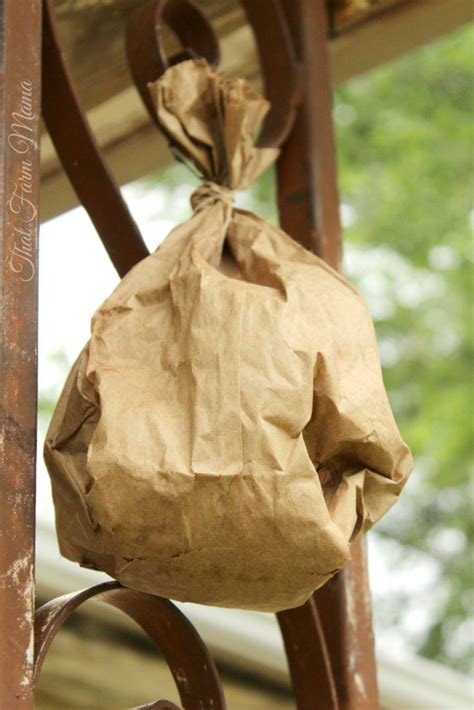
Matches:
[[333, 24, 473, 673]]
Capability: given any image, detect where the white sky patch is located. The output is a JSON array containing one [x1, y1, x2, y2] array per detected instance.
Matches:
[[333, 101, 358, 127], [340, 202, 357, 228], [428, 244, 460, 271]]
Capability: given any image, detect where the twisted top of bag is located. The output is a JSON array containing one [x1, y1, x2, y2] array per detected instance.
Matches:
[[190, 181, 235, 212], [149, 59, 279, 193]]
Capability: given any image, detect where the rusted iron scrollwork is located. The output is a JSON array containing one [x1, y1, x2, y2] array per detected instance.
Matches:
[[34, 582, 225, 709], [0, 0, 379, 706], [125, 0, 300, 150], [41, 0, 149, 278]]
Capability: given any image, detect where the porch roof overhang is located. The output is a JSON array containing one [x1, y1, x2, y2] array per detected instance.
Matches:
[[40, 0, 472, 222]]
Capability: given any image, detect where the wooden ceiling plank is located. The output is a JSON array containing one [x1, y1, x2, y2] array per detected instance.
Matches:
[[330, 0, 473, 85]]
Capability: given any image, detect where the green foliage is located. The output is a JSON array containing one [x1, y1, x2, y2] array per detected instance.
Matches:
[[333, 26, 473, 672]]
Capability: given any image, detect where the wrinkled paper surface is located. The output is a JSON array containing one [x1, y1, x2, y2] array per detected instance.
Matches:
[[45, 60, 412, 612]]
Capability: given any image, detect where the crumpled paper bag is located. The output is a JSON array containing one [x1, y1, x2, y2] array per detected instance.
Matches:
[[44, 60, 412, 612]]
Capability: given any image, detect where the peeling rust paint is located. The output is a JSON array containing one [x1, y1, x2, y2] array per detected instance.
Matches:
[[0, 1, 42, 706]]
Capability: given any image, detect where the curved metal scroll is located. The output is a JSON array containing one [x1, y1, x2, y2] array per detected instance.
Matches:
[[34, 581, 226, 710], [126, 0, 299, 150], [42, 0, 149, 277], [240, 0, 300, 148], [126, 0, 220, 129]]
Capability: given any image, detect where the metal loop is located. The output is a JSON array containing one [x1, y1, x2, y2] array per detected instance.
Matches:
[[126, 0, 220, 129], [126, 0, 300, 149], [34, 581, 226, 710]]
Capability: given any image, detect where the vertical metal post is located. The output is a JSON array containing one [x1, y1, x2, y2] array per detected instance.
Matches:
[[276, 1, 380, 707], [277, 0, 342, 267], [0, 0, 42, 706], [314, 540, 379, 708]]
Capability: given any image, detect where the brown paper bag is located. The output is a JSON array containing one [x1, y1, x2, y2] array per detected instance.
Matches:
[[44, 60, 412, 612]]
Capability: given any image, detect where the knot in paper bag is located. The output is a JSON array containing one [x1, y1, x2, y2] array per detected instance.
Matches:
[[149, 59, 279, 190], [191, 182, 234, 212]]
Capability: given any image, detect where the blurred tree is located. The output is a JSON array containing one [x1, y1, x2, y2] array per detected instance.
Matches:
[[332, 25, 473, 673]]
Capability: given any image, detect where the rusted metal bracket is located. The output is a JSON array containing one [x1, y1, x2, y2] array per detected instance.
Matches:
[[240, 0, 301, 148], [34, 581, 226, 710]]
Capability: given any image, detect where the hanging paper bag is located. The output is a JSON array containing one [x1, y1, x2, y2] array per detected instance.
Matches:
[[45, 60, 412, 612]]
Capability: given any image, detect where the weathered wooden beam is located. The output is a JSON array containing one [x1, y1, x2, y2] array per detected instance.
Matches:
[[40, 0, 472, 222], [330, 0, 473, 84]]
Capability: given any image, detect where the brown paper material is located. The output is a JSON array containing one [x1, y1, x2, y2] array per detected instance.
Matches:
[[44, 60, 412, 612]]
